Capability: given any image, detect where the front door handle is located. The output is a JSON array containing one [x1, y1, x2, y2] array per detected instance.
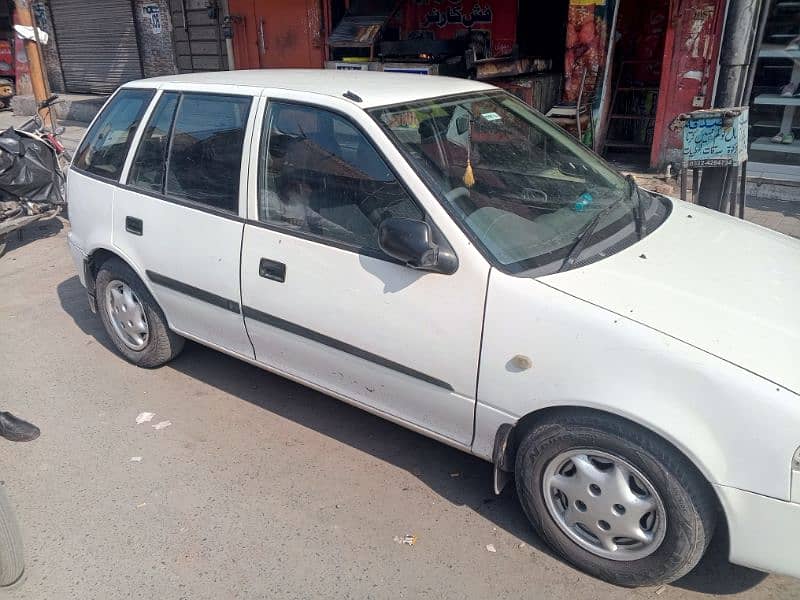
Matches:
[[125, 216, 143, 236], [259, 258, 285, 282]]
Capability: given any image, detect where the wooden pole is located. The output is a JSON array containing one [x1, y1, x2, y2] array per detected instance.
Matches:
[[13, 0, 52, 127]]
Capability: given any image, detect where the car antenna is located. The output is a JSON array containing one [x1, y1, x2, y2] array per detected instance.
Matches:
[[343, 90, 362, 102]]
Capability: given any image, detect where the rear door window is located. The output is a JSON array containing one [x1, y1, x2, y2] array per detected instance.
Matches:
[[74, 88, 154, 180], [164, 93, 252, 213], [127, 92, 179, 193]]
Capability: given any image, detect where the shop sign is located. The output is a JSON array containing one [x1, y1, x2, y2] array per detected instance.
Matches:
[[682, 108, 749, 167], [405, 0, 516, 56], [143, 4, 162, 34]]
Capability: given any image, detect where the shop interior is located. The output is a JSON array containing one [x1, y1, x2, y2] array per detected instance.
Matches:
[[748, 0, 800, 182], [600, 0, 669, 168], [325, 0, 671, 169], [326, 0, 569, 115]]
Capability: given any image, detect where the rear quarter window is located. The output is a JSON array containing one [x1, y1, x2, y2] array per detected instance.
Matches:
[[73, 88, 154, 181]]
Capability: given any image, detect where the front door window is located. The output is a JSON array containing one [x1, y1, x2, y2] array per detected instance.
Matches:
[[259, 102, 423, 254]]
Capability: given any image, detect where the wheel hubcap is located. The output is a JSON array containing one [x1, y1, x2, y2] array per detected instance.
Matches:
[[104, 280, 149, 351], [542, 449, 666, 561]]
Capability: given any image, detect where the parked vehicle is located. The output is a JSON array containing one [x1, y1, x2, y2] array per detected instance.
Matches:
[[66, 70, 800, 587], [0, 95, 69, 256]]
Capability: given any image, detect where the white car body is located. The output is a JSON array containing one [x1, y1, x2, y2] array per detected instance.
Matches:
[[66, 70, 800, 581]]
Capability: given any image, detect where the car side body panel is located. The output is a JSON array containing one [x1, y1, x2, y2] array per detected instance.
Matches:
[[476, 267, 800, 502]]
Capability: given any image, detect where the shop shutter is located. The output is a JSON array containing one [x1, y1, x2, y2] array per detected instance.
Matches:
[[49, 0, 143, 94]]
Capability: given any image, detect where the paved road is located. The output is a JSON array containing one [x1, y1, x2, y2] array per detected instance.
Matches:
[[1, 222, 799, 599]]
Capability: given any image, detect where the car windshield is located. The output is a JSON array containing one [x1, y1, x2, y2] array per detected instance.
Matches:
[[369, 91, 639, 273]]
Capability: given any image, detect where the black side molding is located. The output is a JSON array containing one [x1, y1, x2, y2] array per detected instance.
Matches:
[[140, 271, 452, 391], [146, 270, 240, 314], [242, 305, 453, 391]]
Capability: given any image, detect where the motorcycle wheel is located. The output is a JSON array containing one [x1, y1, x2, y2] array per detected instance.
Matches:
[[0, 483, 24, 586]]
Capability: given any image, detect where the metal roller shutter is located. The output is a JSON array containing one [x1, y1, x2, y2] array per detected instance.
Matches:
[[49, 0, 143, 94]]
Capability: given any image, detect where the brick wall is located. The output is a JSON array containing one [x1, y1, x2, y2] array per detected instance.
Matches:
[[132, 0, 178, 77]]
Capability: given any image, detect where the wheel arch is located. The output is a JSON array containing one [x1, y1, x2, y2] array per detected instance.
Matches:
[[493, 405, 725, 524], [84, 245, 164, 318]]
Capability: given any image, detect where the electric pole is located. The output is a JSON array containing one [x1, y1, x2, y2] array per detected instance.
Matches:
[[13, 0, 52, 127], [698, 0, 771, 210]]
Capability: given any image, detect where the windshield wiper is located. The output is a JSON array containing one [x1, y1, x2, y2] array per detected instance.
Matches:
[[627, 174, 647, 239], [558, 195, 628, 272]]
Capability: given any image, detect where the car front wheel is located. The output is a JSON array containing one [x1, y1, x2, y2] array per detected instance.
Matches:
[[515, 410, 717, 587], [95, 257, 184, 368]]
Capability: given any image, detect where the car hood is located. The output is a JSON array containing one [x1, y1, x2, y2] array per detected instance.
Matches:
[[539, 198, 800, 395]]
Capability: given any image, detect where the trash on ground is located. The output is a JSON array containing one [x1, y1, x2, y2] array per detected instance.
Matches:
[[449, 472, 461, 478], [655, 586, 666, 595], [517, 542, 526, 549], [129, 456, 142, 462], [136, 502, 147, 508], [393, 534, 417, 546], [152, 420, 171, 430], [135, 412, 155, 424], [486, 544, 497, 553]]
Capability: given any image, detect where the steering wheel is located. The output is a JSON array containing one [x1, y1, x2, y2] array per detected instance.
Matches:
[[445, 186, 470, 203], [444, 186, 476, 217]]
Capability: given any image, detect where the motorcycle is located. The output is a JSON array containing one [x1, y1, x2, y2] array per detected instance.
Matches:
[[0, 412, 40, 587], [0, 95, 70, 257]]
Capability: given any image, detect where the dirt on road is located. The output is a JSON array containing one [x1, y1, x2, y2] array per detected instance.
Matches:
[[1, 220, 798, 599]]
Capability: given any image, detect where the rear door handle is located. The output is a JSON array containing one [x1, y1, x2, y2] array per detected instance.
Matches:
[[125, 216, 143, 236], [259, 258, 285, 282]]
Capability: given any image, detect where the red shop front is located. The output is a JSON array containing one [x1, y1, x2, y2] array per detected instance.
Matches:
[[225, 0, 726, 169], [586, 0, 726, 168]]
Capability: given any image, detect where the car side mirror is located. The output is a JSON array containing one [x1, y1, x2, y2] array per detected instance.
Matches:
[[378, 217, 457, 274]]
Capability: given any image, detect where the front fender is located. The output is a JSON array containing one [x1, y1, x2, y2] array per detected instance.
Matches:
[[474, 269, 800, 501]]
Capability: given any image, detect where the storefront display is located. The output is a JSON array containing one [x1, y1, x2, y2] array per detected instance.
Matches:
[[748, 2, 800, 181]]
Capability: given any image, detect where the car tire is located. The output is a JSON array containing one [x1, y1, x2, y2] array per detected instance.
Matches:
[[0, 483, 24, 587], [515, 410, 717, 587], [95, 257, 184, 368]]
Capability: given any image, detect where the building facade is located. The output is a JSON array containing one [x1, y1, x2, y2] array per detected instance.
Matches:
[[14, 0, 742, 169]]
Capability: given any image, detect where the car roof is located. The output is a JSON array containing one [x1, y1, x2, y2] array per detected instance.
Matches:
[[127, 69, 495, 108]]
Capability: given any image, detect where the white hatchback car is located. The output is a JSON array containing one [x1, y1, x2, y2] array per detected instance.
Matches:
[[66, 70, 800, 587]]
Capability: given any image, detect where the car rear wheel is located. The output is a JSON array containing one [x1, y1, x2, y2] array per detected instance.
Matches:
[[515, 411, 717, 587], [95, 257, 184, 368]]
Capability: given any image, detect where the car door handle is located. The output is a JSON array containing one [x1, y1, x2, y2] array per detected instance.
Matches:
[[125, 216, 143, 236], [259, 258, 285, 282]]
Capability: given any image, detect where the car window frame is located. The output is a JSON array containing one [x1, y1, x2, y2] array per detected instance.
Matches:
[[250, 96, 456, 267], [71, 87, 156, 182], [112, 86, 258, 221]]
